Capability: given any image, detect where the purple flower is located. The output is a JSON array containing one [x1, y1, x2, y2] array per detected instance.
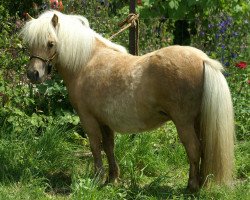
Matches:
[[222, 21, 226, 26], [226, 16, 233, 24], [82, 0, 87, 5], [231, 53, 237, 58], [208, 24, 213, 28], [199, 31, 205, 36], [219, 21, 226, 28], [232, 32, 238, 37], [221, 57, 225, 64], [220, 30, 225, 34], [224, 62, 230, 67]]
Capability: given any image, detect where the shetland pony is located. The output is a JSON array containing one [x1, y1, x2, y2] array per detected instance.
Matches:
[[21, 10, 235, 192]]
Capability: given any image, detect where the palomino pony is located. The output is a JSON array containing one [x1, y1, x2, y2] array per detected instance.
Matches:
[[21, 10, 235, 192]]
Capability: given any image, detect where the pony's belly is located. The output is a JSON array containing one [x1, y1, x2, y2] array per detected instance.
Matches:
[[113, 119, 167, 133], [99, 92, 170, 133], [108, 119, 148, 133], [104, 111, 168, 133]]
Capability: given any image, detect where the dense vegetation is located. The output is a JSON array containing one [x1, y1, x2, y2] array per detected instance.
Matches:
[[0, 0, 249, 199]]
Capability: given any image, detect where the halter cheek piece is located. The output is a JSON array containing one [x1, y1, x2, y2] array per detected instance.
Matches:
[[30, 52, 57, 74]]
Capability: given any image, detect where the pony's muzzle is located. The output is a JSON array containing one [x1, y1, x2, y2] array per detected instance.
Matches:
[[27, 69, 40, 83]]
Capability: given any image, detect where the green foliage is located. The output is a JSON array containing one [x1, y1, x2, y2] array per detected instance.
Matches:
[[0, 0, 43, 16], [138, 0, 249, 19]]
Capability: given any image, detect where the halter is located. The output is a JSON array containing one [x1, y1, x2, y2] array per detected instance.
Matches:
[[30, 52, 57, 74]]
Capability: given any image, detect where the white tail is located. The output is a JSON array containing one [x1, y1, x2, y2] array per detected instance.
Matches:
[[200, 59, 235, 186]]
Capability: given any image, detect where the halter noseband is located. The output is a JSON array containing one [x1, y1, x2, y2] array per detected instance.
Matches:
[[30, 52, 57, 74]]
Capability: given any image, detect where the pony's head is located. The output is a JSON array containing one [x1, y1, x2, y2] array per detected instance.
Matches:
[[21, 13, 59, 83], [21, 10, 91, 83]]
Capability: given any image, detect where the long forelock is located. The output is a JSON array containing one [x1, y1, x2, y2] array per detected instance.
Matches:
[[21, 12, 58, 48]]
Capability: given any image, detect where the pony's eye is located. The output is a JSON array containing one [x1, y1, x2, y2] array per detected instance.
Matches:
[[48, 41, 54, 48]]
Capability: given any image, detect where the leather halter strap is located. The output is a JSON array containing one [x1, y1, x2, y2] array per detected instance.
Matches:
[[30, 52, 57, 64], [30, 52, 57, 74]]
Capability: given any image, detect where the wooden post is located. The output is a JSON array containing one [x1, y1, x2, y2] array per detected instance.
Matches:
[[129, 0, 138, 55], [129, 0, 138, 141]]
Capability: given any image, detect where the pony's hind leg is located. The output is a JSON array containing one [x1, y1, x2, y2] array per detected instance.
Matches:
[[101, 125, 120, 184], [175, 122, 201, 192]]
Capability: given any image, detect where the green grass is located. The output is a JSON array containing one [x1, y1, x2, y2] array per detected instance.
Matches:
[[0, 122, 249, 199]]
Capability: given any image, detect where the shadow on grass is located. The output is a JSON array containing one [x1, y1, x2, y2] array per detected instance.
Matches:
[[45, 156, 94, 196], [124, 177, 198, 199], [45, 170, 72, 195], [141, 184, 197, 199]]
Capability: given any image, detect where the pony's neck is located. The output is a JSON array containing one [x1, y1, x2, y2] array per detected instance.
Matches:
[[55, 38, 97, 87], [93, 32, 127, 53], [55, 63, 78, 89]]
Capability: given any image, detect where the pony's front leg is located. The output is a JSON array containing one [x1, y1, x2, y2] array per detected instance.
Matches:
[[80, 115, 104, 181], [101, 125, 120, 184]]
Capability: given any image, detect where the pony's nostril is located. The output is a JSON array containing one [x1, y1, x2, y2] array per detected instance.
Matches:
[[27, 70, 39, 82], [27, 70, 33, 80], [34, 70, 39, 81]]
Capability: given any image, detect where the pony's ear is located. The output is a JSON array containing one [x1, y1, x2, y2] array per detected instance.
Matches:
[[26, 13, 34, 21], [51, 14, 58, 27]]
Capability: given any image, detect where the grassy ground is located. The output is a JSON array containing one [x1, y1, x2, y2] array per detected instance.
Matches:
[[0, 121, 249, 200]]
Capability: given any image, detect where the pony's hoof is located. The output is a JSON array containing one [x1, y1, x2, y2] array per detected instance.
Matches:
[[105, 177, 119, 186], [187, 181, 200, 193]]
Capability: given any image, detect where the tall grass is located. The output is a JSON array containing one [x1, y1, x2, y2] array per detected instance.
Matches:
[[0, 122, 83, 196]]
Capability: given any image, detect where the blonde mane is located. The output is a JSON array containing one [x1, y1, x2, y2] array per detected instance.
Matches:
[[21, 10, 127, 71]]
